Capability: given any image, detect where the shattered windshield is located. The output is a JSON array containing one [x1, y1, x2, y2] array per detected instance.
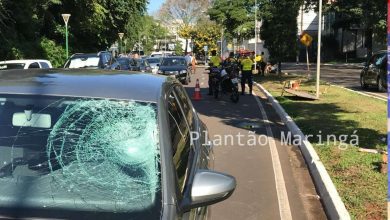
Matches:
[[0, 95, 161, 219]]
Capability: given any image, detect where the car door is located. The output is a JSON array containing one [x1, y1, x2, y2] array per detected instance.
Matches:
[[166, 88, 207, 220], [366, 54, 379, 84], [373, 53, 386, 82]]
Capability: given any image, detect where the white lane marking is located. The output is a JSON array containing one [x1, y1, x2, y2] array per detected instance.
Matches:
[[251, 87, 293, 220]]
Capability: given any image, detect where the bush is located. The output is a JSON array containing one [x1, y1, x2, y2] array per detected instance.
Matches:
[[40, 38, 67, 68]]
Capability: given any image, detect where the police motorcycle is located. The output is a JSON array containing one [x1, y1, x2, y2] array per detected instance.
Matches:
[[209, 61, 240, 103]]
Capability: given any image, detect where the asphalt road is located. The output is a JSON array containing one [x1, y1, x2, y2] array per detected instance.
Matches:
[[184, 67, 327, 220], [281, 62, 387, 100]]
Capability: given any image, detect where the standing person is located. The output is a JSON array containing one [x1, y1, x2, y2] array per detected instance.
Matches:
[[208, 50, 222, 95], [191, 53, 197, 74], [240, 54, 254, 95], [260, 52, 266, 75], [185, 52, 192, 65]]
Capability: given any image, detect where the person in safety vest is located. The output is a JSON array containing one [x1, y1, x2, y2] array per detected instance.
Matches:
[[208, 50, 222, 95], [240, 54, 254, 95]]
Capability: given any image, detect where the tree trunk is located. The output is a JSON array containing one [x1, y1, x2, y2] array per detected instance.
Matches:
[[365, 28, 373, 58], [184, 38, 188, 54]]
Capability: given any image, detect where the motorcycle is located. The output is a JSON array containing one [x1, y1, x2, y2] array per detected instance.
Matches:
[[209, 66, 240, 103]]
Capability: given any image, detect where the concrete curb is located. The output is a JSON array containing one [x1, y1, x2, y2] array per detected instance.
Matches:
[[331, 85, 387, 102], [254, 82, 351, 220]]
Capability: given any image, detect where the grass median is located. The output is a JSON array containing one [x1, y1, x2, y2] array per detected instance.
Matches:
[[255, 74, 387, 220]]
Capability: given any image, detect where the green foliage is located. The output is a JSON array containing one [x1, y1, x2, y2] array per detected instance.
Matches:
[[40, 37, 67, 67], [174, 41, 184, 55], [191, 18, 221, 55], [0, 0, 149, 60], [208, 0, 256, 40], [259, 0, 302, 66]]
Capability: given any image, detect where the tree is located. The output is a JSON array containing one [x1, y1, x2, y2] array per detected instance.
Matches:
[[259, 0, 303, 74], [177, 24, 195, 54], [157, 0, 209, 53], [191, 18, 221, 57], [208, 0, 256, 41], [0, 0, 149, 64], [158, 0, 209, 25]]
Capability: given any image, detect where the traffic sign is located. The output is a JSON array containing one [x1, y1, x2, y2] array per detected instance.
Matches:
[[203, 45, 208, 51], [300, 32, 313, 47]]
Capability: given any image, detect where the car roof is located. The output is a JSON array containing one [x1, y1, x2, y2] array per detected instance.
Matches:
[[161, 56, 185, 59], [0, 60, 51, 64], [0, 69, 171, 102]]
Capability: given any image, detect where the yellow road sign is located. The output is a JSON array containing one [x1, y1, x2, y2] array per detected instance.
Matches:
[[300, 32, 313, 47]]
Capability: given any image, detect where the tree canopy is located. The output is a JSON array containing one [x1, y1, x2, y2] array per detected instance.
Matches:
[[0, 0, 149, 66]]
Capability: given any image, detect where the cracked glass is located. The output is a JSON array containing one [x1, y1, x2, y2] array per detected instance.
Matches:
[[0, 95, 162, 219]]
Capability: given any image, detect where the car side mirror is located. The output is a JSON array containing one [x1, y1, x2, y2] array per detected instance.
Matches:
[[180, 170, 236, 212]]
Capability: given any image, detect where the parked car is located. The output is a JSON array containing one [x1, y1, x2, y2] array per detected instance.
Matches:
[[146, 57, 162, 74], [117, 57, 152, 73], [64, 51, 120, 70], [0, 60, 52, 70], [158, 56, 191, 84], [360, 50, 387, 92], [0, 69, 236, 220]]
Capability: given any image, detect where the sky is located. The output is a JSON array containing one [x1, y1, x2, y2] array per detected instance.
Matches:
[[147, 0, 165, 14]]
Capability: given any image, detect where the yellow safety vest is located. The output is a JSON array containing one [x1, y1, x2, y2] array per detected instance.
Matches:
[[241, 58, 253, 71], [210, 56, 221, 67]]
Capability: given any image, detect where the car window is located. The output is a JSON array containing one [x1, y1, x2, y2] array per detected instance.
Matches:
[[39, 62, 50, 69], [167, 92, 193, 193], [161, 58, 186, 66], [67, 57, 100, 68], [174, 86, 194, 130], [147, 58, 160, 64], [0, 63, 26, 70], [0, 95, 162, 218], [375, 53, 386, 67], [28, 62, 40, 69]]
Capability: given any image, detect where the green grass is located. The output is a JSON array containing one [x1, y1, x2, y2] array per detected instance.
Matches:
[[256, 75, 387, 219]]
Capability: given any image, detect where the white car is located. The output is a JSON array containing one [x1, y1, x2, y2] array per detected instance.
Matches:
[[0, 60, 53, 70]]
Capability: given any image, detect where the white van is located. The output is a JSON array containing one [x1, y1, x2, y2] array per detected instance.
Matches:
[[0, 60, 53, 70]]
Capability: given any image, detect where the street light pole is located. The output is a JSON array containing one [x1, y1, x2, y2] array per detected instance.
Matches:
[[118, 33, 124, 55], [61, 14, 71, 59], [254, 0, 257, 73], [316, 0, 323, 99]]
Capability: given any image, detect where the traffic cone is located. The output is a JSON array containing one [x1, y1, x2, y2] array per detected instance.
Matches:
[[192, 79, 202, 101]]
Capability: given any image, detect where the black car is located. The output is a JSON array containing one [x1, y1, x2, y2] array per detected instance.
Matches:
[[157, 56, 191, 84], [360, 50, 387, 92], [64, 51, 120, 70], [117, 57, 152, 73]]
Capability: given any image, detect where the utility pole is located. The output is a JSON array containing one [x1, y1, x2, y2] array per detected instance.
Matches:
[[254, 0, 257, 73], [316, 0, 323, 99]]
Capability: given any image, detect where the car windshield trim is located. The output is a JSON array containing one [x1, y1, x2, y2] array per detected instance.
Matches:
[[0, 95, 162, 217]]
